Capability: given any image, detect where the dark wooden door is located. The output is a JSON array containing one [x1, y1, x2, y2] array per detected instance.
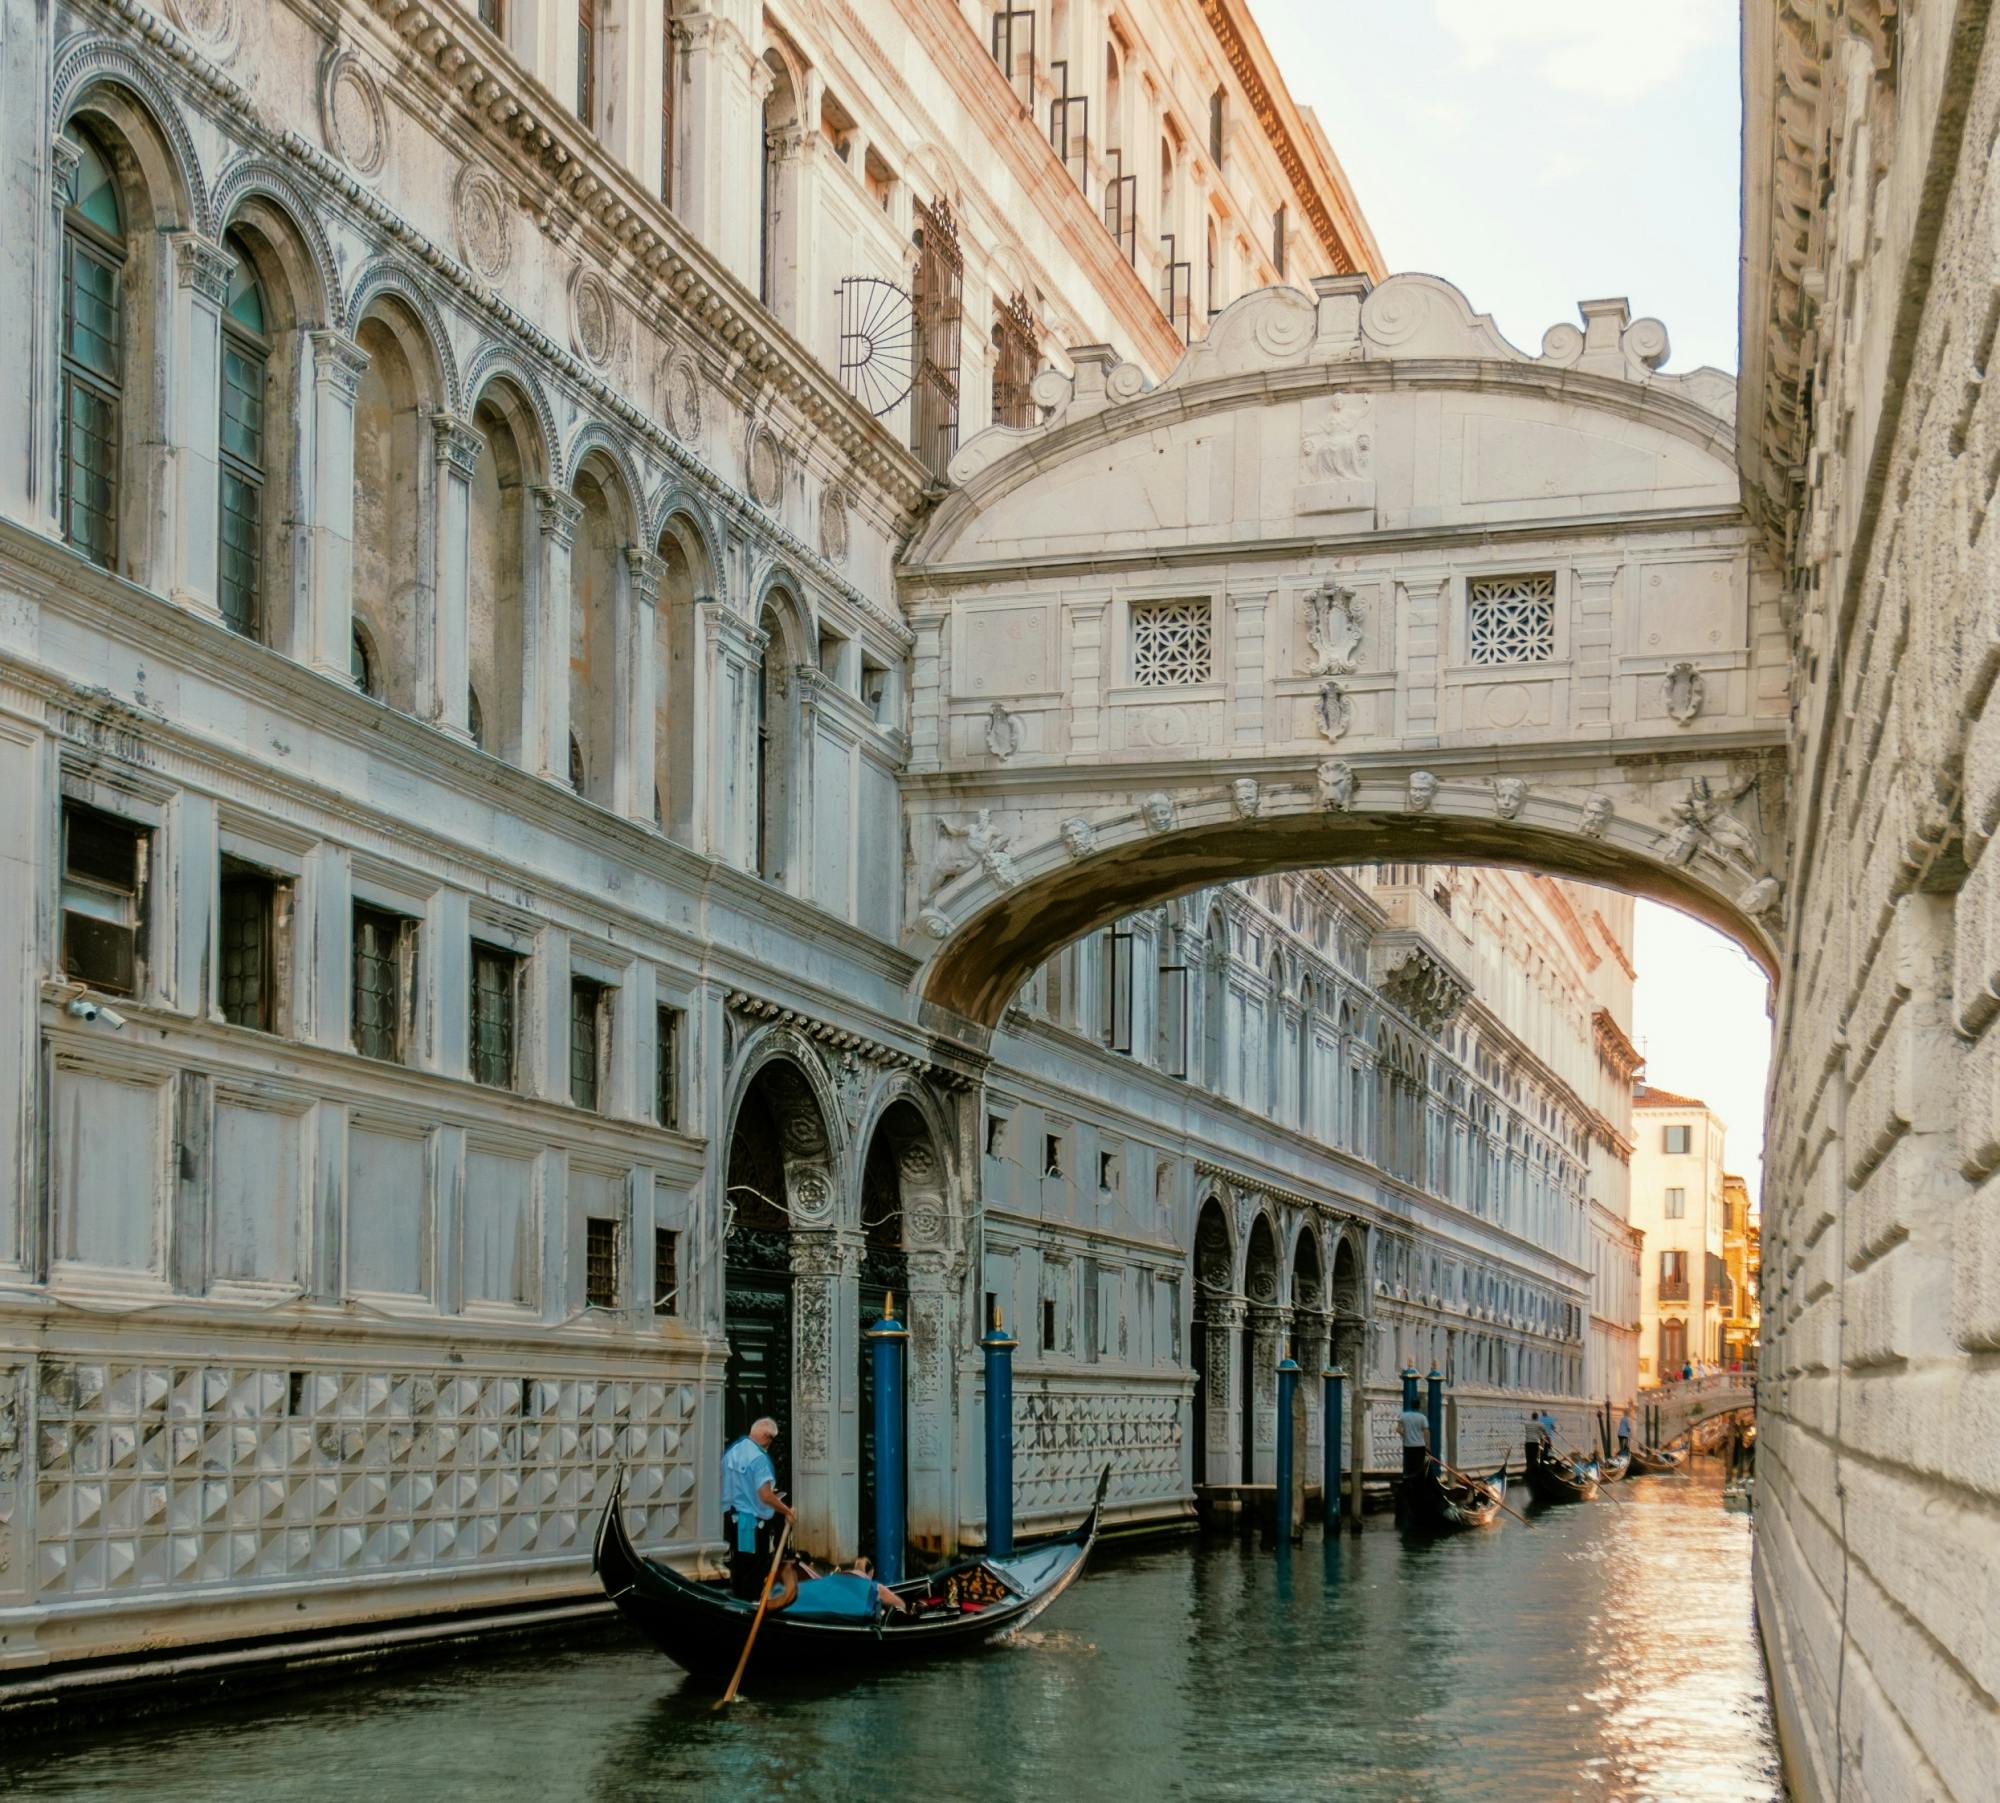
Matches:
[[724, 1227, 792, 1495]]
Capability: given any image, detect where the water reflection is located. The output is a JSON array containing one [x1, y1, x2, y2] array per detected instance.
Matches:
[[1, 1468, 1778, 1802]]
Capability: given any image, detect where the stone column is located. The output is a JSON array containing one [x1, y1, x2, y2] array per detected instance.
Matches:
[[1396, 570, 1449, 749], [529, 486, 583, 784], [1247, 1304, 1287, 1485], [301, 331, 368, 678], [789, 1225, 850, 1563], [621, 548, 663, 823], [906, 602, 947, 771], [427, 414, 484, 740], [1065, 600, 1108, 759], [1200, 1298, 1244, 1487], [167, 234, 231, 616], [26, 135, 82, 533], [1229, 590, 1268, 749]]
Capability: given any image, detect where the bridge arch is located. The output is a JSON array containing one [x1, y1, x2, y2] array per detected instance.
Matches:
[[896, 273, 1789, 1032]]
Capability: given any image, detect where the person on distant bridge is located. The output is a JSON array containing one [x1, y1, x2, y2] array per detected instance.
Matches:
[[1682, 1359, 1694, 1383], [721, 1417, 796, 1601]]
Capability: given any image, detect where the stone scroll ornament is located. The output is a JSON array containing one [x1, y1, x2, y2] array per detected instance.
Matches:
[[1302, 583, 1365, 677]]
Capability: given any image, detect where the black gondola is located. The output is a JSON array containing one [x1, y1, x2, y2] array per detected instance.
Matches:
[[1597, 1449, 1631, 1482], [1523, 1446, 1599, 1505], [1627, 1444, 1687, 1476], [593, 1468, 1109, 1685], [1407, 1459, 1508, 1531]]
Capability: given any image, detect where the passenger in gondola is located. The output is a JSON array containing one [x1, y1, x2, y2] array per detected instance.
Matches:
[[721, 1418, 796, 1600], [767, 1554, 910, 1619]]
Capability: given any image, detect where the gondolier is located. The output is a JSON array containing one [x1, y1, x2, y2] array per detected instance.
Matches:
[[1617, 1409, 1632, 1456], [1399, 1395, 1431, 1488], [721, 1418, 795, 1600]]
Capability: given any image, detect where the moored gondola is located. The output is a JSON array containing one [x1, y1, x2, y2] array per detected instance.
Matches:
[[1597, 1449, 1631, 1482], [593, 1467, 1109, 1685], [1523, 1445, 1599, 1505], [1407, 1458, 1508, 1531], [1626, 1444, 1688, 1476]]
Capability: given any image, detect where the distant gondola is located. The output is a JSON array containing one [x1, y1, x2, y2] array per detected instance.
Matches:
[[1524, 1446, 1599, 1505], [1407, 1459, 1508, 1531], [593, 1467, 1108, 1685], [1626, 1444, 1688, 1476], [1597, 1449, 1631, 1482]]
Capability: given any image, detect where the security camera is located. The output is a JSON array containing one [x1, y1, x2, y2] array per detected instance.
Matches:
[[65, 996, 98, 1022], [97, 1004, 128, 1031]]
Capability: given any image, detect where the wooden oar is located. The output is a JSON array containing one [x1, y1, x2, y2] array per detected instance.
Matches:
[[716, 1515, 793, 1708], [1428, 1454, 1535, 1528]]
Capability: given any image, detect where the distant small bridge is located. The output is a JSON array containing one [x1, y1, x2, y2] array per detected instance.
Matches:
[[1642, 1373, 1756, 1444]]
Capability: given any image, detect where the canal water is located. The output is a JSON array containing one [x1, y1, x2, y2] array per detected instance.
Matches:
[[2, 1465, 1779, 1801]]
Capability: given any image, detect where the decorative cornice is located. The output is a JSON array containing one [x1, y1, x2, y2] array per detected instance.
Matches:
[[724, 990, 975, 1089], [1591, 1007, 1645, 1083]]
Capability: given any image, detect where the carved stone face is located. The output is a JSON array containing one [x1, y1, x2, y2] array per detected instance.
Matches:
[[1231, 777, 1260, 818], [1142, 792, 1175, 832], [1407, 771, 1439, 813], [1494, 777, 1528, 819], [1318, 758, 1355, 810], [1579, 795, 1613, 837], [1060, 816, 1095, 859]]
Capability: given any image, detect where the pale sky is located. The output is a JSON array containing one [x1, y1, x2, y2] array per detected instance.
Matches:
[[1250, 2, 1771, 1200]]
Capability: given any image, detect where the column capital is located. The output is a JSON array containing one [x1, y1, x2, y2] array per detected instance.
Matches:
[[51, 134, 83, 208], [532, 484, 585, 547], [172, 232, 233, 305], [625, 545, 667, 604], [308, 329, 370, 400], [431, 412, 486, 478]]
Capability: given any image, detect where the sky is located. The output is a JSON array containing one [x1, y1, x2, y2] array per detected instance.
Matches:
[[1250, 1, 1771, 1199]]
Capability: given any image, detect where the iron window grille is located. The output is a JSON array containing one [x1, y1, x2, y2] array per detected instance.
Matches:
[[352, 904, 416, 1063], [991, 292, 1039, 428], [1103, 150, 1137, 265], [1466, 572, 1557, 665], [1048, 61, 1089, 194], [60, 135, 125, 571], [585, 1215, 620, 1309], [990, 7, 1036, 110], [470, 941, 520, 1089], [218, 234, 268, 640], [61, 803, 147, 996], [570, 976, 608, 1112], [655, 1004, 684, 1130], [1130, 598, 1213, 687], [1159, 234, 1192, 341], [220, 861, 285, 1031], [1100, 922, 1134, 1054], [654, 1227, 679, 1315], [911, 197, 963, 481]]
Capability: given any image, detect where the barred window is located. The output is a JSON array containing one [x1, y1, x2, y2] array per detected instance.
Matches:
[[570, 976, 608, 1112], [352, 904, 415, 1063], [1466, 572, 1557, 666], [911, 197, 963, 480], [585, 1215, 620, 1309], [991, 293, 1038, 429], [218, 233, 269, 640], [470, 942, 520, 1089], [655, 1004, 684, 1130], [61, 134, 125, 570], [654, 1227, 679, 1316], [1131, 598, 1213, 687], [220, 862, 284, 1031]]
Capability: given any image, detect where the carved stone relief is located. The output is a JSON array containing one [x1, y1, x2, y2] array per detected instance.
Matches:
[[1315, 680, 1353, 743], [454, 164, 512, 286], [818, 484, 850, 565], [663, 355, 702, 442], [320, 49, 388, 179], [1493, 777, 1528, 819], [1578, 795, 1613, 838], [1302, 583, 1365, 676], [1141, 792, 1176, 833], [569, 268, 619, 368], [1318, 758, 1356, 811], [747, 426, 784, 509], [1662, 660, 1706, 725], [984, 702, 1022, 760], [1231, 777, 1261, 818], [933, 809, 1016, 895], [1406, 771, 1439, 813], [1059, 816, 1096, 859]]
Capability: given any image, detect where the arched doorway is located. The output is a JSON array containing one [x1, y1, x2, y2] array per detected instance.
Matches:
[[1190, 1194, 1236, 1487]]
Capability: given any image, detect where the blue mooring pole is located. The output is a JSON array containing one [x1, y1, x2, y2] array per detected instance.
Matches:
[[1401, 1366, 1420, 1414], [1425, 1369, 1445, 1472], [1274, 1348, 1301, 1543], [1323, 1365, 1345, 1529], [867, 1291, 909, 1584], [981, 1300, 1017, 1559]]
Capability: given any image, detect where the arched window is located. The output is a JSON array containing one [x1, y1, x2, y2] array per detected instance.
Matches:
[[754, 596, 802, 882], [467, 380, 539, 766], [759, 50, 801, 319], [568, 456, 632, 808], [352, 300, 440, 714], [1205, 217, 1220, 320], [60, 132, 126, 570], [1203, 906, 1228, 1093], [217, 234, 269, 637], [654, 515, 706, 845], [351, 623, 377, 697]]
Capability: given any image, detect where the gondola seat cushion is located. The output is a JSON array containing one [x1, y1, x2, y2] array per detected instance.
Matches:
[[784, 1572, 882, 1621]]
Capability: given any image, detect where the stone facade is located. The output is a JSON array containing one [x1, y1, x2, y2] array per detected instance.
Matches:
[[1746, 0, 2000, 1793], [1631, 1084, 1732, 1382]]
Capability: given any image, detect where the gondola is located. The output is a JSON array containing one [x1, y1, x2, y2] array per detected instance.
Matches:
[[1523, 1446, 1599, 1505], [1597, 1449, 1631, 1482], [1407, 1459, 1508, 1532], [1626, 1444, 1688, 1476], [593, 1467, 1109, 1685]]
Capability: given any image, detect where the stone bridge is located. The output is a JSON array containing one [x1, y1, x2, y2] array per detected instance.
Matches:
[[895, 274, 1791, 1031], [1642, 1373, 1758, 1445]]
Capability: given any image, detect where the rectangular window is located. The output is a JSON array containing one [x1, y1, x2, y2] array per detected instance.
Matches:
[[61, 234, 123, 569], [61, 803, 147, 996], [217, 335, 266, 638], [655, 1003, 683, 1130], [585, 1215, 620, 1309], [1209, 87, 1225, 166], [1663, 1123, 1692, 1154], [1659, 1249, 1689, 1301], [478, 0, 502, 29], [985, 1115, 1006, 1156], [570, 977, 608, 1112], [654, 1227, 679, 1316], [576, 0, 596, 125], [1664, 1185, 1687, 1220], [991, 293, 1039, 428], [219, 861, 286, 1031], [660, 9, 676, 202], [911, 196, 963, 480], [470, 941, 520, 1089], [1467, 572, 1557, 666], [1041, 1295, 1057, 1353], [1131, 598, 1213, 687], [352, 903, 417, 1063], [1272, 202, 1287, 277], [1098, 1150, 1118, 1192], [1043, 1132, 1064, 1179]]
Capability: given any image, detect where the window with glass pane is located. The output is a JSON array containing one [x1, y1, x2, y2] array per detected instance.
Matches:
[[585, 1215, 619, 1308], [61, 803, 146, 995], [353, 904, 411, 1061], [654, 1228, 678, 1315], [220, 865, 281, 1030], [470, 942, 519, 1088], [478, 0, 503, 29], [1663, 1124, 1691, 1154], [571, 976, 607, 1110], [218, 239, 269, 638], [576, 0, 596, 123], [655, 1004, 683, 1129], [61, 137, 125, 570], [1665, 1185, 1687, 1219]]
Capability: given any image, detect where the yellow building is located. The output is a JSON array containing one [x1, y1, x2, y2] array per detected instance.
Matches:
[[1630, 1084, 1729, 1383], [1721, 1173, 1760, 1372]]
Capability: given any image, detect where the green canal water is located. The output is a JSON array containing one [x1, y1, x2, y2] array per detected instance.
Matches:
[[2, 1466, 1780, 1802]]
